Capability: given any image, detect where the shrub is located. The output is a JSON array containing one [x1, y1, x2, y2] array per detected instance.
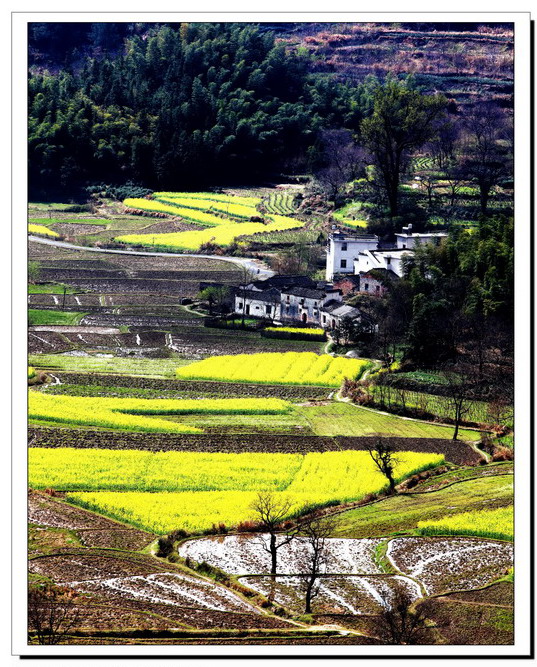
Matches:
[[156, 536, 174, 558], [236, 520, 261, 533]]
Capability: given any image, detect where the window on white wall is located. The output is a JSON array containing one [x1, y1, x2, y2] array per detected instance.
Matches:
[[341, 259, 347, 268]]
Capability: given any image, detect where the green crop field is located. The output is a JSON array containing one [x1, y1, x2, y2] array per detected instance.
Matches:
[[29, 448, 444, 533], [29, 354, 192, 377], [369, 385, 491, 424], [28, 309, 87, 326], [241, 229, 318, 246], [331, 473, 513, 538], [297, 402, 481, 440], [263, 192, 297, 215], [176, 352, 371, 387], [29, 217, 110, 227], [28, 283, 76, 294]]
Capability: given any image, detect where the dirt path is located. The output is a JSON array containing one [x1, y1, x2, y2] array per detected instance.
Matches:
[[29, 236, 275, 279], [29, 325, 121, 334]]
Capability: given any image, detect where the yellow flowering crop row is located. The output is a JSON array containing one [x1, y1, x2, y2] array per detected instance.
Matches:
[[418, 505, 513, 541], [155, 195, 259, 220], [342, 219, 368, 229], [115, 217, 303, 251], [29, 392, 290, 433], [30, 448, 302, 493], [265, 327, 325, 336], [287, 450, 445, 501], [28, 224, 60, 238], [156, 192, 262, 207], [123, 198, 227, 226], [59, 449, 444, 533], [176, 352, 370, 387]]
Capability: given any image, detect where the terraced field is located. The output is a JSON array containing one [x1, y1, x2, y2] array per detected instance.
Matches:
[[26, 222, 513, 645], [116, 192, 306, 251]]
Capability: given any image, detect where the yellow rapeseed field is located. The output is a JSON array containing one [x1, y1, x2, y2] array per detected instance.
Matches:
[[116, 217, 302, 251], [155, 195, 259, 219], [156, 192, 262, 207], [28, 392, 290, 433], [28, 224, 59, 238], [28, 448, 445, 533], [119, 193, 302, 250], [176, 352, 370, 387], [30, 449, 302, 492], [265, 327, 325, 337], [418, 506, 513, 541]]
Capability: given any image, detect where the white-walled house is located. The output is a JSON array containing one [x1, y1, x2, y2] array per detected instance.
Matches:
[[353, 249, 413, 279], [319, 302, 364, 330], [395, 224, 448, 249], [280, 287, 342, 325], [326, 226, 449, 288], [325, 231, 379, 280], [234, 287, 281, 320]]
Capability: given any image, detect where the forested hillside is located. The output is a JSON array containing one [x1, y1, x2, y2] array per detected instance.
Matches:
[[28, 22, 513, 199], [29, 23, 341, 196]]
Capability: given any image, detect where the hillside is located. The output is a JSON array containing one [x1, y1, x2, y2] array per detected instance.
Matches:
[[276, 22, 513, 108]]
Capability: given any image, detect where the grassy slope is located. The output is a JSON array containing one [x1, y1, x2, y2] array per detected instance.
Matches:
[[330, 473, 513, 538], [29, 354, 193, 378], [28, 309, 87, 326], [28, 284, 77, 294], [297, 402, 481, 440]]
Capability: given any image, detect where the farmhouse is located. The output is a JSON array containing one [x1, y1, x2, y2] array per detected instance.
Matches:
[[320, 302, 365, 330], [326, 224, 448, 288], [325, 230, 379, 281], [280, 286, 342, 325], [235, 287, 282, 320], [395, 224, 448, 249], [233, 278, 344, 327]]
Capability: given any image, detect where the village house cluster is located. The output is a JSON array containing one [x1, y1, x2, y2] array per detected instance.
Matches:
[[229, 225, 448, 329]]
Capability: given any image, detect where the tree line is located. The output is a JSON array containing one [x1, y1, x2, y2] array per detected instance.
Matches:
[[29, 23, 364, 197]]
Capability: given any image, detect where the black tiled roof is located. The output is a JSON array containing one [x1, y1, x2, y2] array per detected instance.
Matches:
[[250, 275, 315, 290], [283, 287, 332, 299], [236, 288, 281, 303]]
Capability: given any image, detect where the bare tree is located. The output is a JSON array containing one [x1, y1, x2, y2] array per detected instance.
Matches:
[[300, 516, 336, 614], [368, 438, 399, 495], [315, 129, 366, 207], [376, 584, 431, 645], [425, 119, 459, 170], [417, 172, 439, 213], [461, 104, 513, 215], [443, 159, 467, 209], [441, 366, 477, 440], [235, 265, 259, 327], [28, 584, 81, 645], [250, 492, 298, 576]]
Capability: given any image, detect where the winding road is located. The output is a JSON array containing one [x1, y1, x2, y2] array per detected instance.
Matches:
[[29, 235, 275, 279]]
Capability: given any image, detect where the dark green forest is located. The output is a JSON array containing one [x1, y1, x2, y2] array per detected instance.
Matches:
[[29, 23, 369, 196]]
